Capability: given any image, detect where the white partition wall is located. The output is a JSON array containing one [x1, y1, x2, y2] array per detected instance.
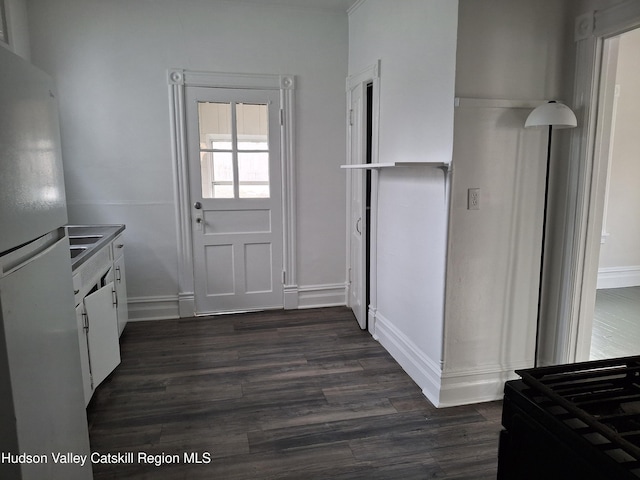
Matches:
[[348, 0, 458, 405]]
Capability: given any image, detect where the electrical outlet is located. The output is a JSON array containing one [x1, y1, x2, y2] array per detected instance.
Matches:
[[468, 188, 480, 210]]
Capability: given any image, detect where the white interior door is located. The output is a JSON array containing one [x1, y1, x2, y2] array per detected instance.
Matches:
[[348, 83, 367, 329], [187, 87, 284, 314]]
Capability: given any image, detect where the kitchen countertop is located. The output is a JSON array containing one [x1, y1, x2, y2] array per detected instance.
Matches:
[[67, 224, 125, 271]]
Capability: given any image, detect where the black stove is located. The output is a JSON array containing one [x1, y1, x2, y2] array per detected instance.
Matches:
[[498, 355, 640, 479]]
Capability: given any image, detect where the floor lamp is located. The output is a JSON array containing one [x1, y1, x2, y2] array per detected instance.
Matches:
[[525, 101, 577, 367]]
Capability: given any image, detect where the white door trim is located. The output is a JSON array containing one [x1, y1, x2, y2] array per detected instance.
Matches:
[[168, 69, 297, 316], [553, 1, 640, 363], [345, 61, 380, 332]]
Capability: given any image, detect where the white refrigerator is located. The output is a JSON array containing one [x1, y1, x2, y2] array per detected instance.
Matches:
[[0, 47, 92, 479]]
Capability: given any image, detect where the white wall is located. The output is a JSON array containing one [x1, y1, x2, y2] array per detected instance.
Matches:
[[445, 104, 547, 404], [575, 0, 628, 12], [455, 0, 573, 100], [444, 0, 575, 405], [348, 0, 457, 164], [26, 0, 348, 318], [348, 0, 458, 405]]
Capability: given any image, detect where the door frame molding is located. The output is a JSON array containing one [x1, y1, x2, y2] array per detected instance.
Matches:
[[168, 69, 297, 316], [345, 60, 380, 332], [552, 1, 640, 363]]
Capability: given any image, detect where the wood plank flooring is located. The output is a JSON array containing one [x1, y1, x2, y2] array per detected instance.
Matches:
[[87, 307, 503, 479], [591, 286, 640, 360]]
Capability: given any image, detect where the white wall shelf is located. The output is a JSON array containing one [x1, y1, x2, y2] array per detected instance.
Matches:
[[341, 162, 450, 171]]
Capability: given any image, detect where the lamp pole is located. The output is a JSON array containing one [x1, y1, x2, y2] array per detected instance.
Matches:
[[535, 124, 553, 368], [525, 100, 577, 367]]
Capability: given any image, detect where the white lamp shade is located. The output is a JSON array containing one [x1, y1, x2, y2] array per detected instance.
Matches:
[[525, 101, 577, 129]]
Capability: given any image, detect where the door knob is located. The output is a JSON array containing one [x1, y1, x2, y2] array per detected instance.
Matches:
[[194, 201, 202, 209]]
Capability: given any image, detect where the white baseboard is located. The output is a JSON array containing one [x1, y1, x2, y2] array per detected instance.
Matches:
[[127, 284, 347, 321], [373, 311, 443, 406], [438, 365, 525, 407], [297, 283, 347, 309], [373, 310, 526, 407], [597, 265, 640, 289], [128, 295, 180, 321], [178, 293, 195, 318], [284, 285, 299, 309]]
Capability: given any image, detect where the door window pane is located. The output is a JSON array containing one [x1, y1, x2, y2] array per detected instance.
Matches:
[[197, 101, 271, 199], [237, 140, 268, 151], [237, 103, 268, 151], [239, 152, 270, 198], [200, 152, 213, 198], [201, 152, 234, 199], [198, 102, 232, 149], [239, 185, 270, 198], [198, 102, 234, 199], [238, 153, 269, 182], [214, 185, 235, 198], [212, 152, 234, 182]]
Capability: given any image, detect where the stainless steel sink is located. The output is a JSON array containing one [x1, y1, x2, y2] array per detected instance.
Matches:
[[66, 224, 125, 271], [68, 234, 103, 260], [69, 235, 102, 246], [70, 246, 87, 259]]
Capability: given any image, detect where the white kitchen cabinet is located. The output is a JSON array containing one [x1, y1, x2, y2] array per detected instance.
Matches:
[[83, 278, 120, 391], [112, 235, 128, 336], [72, 229, 127, 406], [75, 303, 93, 406]]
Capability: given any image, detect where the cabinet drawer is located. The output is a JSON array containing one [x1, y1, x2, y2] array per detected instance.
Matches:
[[73, 244, 112, 300], [73, 273, 83, 306], [112, 234, 125, 261]]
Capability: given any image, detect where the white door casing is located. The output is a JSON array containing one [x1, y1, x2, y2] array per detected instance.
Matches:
[[345, 61, 380, 332], [186, 87, 283, 314], [552, 2, 640, 364], [168, 70, 297, 317]]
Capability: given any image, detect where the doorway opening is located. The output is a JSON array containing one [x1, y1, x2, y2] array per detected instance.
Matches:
[[552, 4, 640, 365], [364, 81, 373, 324], [168, 70, 297, 318], [186, 88, 284, 315], [588, 27, 640, 360], [346, 61, 379, 331]]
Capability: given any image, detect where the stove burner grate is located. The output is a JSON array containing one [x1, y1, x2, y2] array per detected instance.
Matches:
[[516, 355, 640, 472]]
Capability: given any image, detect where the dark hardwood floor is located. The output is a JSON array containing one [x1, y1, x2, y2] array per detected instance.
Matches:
[[87, 307, 502, 479]]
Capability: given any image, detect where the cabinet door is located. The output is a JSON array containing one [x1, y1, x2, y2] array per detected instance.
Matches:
[[84, 282, 120, 388], [75, 303, 93, 406], [114, 254, 128, 336]]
